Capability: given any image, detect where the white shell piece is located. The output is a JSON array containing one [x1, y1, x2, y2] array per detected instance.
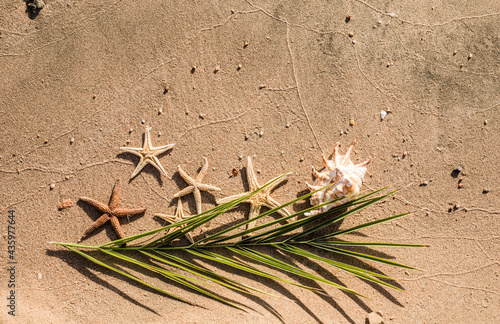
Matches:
[[305, 139, 372, 216]]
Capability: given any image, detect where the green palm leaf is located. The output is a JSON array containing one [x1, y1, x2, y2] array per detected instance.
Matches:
[[51, 173, 427, 311]]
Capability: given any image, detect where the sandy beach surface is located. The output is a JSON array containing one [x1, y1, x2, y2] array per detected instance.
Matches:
[[1, 1, 498, 323]]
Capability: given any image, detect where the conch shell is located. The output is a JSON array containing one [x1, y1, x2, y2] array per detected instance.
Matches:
[[305, 139, 372, 216]]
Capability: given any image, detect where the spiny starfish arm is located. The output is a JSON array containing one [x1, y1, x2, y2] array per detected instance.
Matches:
[[173, 186, 195, 198], [177, 166, 195, 185], [246, 156, 260, 191], [130, 158, 147, 179], [216, 192, 248, 205], [108, 179, 121, 210], [265, 197, 291, 218], [109, 215, 125, 239], [152, 143, 175, 156], [197, 183, 222, 192], [81, 214, 110, 239], [155, 213, 177, 223], [193, 187, 202, 215], [184, 231, 195, 244], [119, 146, 144, 156], [80, 197, 111, 214], [246, 204, 262, 231], [144, 126, 153, 150], [151, 156, 168, 177], [114, 207, 147, 217], [196, 157, 209, 182]]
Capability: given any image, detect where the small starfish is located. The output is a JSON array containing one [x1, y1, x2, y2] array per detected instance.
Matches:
[[120, 126, 175, 179], [155, 198, 195, 243], [79, 179, 146, 241], [173, 157, 221, 214], [217, 156, 291, 231]]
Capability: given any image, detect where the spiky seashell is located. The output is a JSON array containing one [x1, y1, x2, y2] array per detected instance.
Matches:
[[305, 139, 372, 216]]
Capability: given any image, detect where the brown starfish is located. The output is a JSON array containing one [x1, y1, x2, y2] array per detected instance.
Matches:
[[79, 179, 146, 241]]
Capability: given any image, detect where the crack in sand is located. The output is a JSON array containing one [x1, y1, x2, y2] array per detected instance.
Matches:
[[354, 0, 500, 27]]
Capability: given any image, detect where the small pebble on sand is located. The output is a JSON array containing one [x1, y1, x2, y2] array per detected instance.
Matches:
[[49, 183, 55, 190], [380, 110, 387, 121]]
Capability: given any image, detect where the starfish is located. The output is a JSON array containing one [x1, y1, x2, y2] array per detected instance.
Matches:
[[217, 156, 291, 231], [120, 126, 175, 179], [155, 198, 195, 243], [79, 179, 146, 241], [173, 157, 221, 214]]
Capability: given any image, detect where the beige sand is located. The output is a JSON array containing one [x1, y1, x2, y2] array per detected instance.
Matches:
[[1, 1, 498, 323]]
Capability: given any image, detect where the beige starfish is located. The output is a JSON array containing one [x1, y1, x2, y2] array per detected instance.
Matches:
[[173, 157, 221, 214], [155, 198, 195, 243], [120, 126, 175, 179], [217, 156, 291, 231]]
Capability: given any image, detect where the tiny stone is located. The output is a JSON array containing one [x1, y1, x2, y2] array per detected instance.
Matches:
[[259, 130, 264, 137], [378, 20, 383, 24], [185, 110, 189, 115], [238, 154, 243, 160], [484, 120, 487, 125], [214, 65, 220, 73], [352, 39, 357, 45], [38, 273, 42, 280], [191, 65, 196, 73], [389, 12, 396, 18], [231, 168, 238, 177], [348, 32, 354, 37], [455, 166, 463, 173], [44, 139, 49, 144], [426, 211, 430, 216], [125, 139, 130, 144], [256, 169, 261, 174], [402, 151, 407, 157], [468, 53, 472, 60], [453, 50, 457, 56], [420, 181, 428, 186], [244, 134, 249, 140], [141, 119, 145, 124], [199, 113, 205, 119], [237, 64, 242, 70], [58, 199, 74, 210], [158, 132, 162, 137], [285, 123, 290, 128], [340, 130, 344, 135], [482, 189, 489, 194], [259, 84, 266, 89], [345, 129, 349, 134], [349, 120, 355, 126], [129, 127, 133, 133], [158, 108, 163, 115], [49, 183, 55, 190], [454, 203, 461, 210], [36, 134, 40, 138], [70, 137, 75, 144], [458, 183, 464, 188], [299, 157, 304, 162], [243, 42, 249, 48], [65, 175, 70, 180], [380, 110, 388, 121]]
